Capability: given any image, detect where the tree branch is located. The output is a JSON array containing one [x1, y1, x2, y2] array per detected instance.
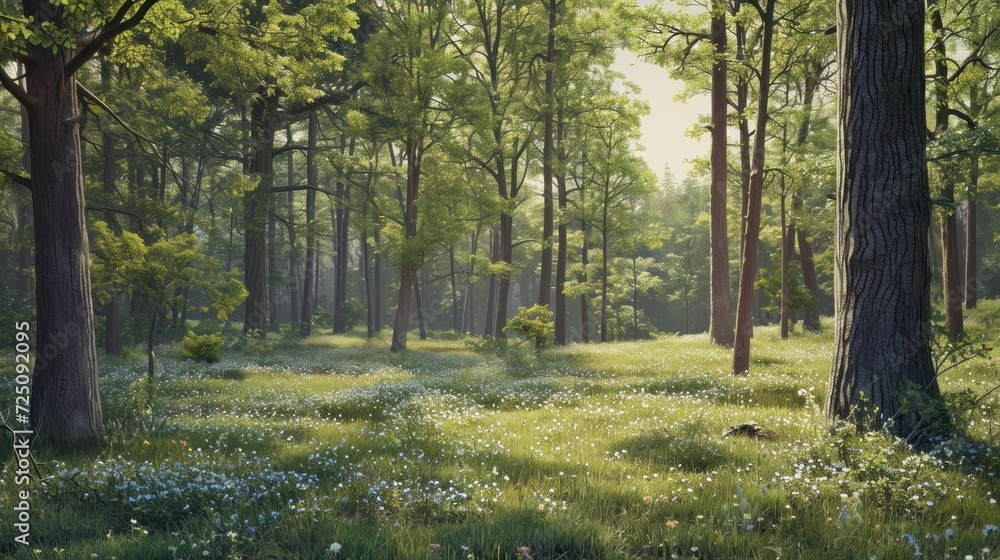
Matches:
[[65, 0, 162, 78]]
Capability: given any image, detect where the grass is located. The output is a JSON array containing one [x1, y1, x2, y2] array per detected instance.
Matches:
[[0, 314, 999, 559]]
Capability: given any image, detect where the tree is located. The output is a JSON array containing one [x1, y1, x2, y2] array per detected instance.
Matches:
[[0, 0, 171, 450], [708, 0, 734, 346], [827, 0, 945, 443], [732, 0, 775, 375], [358, 0, 456, 351]]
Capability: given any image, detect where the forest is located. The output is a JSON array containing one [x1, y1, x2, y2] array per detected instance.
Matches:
[[1, 0, 1000, 556]]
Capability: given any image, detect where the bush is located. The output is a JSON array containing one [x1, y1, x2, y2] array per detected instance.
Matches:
[[340, 299, 366, 331], [180, 331, 224, 363], [465, 336, 539, 377], [503, 304, 554, 348]]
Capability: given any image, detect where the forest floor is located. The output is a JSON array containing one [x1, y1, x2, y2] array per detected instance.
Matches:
[[2, 308, 1000, 559]]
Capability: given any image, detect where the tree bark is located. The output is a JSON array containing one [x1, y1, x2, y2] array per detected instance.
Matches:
[[930, 0, 962, 336], [709, 0, 734, 347], [416, 263, 428, 339], [732, 0, 774, 374], [301, 111, 318, 336], [287, 124, 300, 325], [244, 94, 278, 333], [965, 154, 978, 309], [792, 65, 822, 331], [483, 227, 498, 337], [555, 113, 568, 345], [334, 139, 355, 333], [464, 226, 480, 334], [25, 29, 103, 449], [537, 0, 556, 309], [581, 218, 591, 343], [828, 0, 943, 443], [390, 139, 422, 352]]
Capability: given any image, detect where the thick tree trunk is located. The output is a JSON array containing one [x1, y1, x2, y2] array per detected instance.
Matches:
[[709, 1, 734, 347], [390, 139, 422, 352], [537, 0, 556, 308], [301, 111, 318, 336], [965, 155, 978, 309], [828, 0, 943, 443], [26, 35, 103, 449], [732, 0, 774, 375], [244, 94, 278, 333]]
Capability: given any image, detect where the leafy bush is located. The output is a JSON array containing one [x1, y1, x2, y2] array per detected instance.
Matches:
[[503, 304, 554, 348], [465, 336, 539, 376], [340, 299, 366, 331], [180, 331, 225, 363], [241, 328, 274, 355]]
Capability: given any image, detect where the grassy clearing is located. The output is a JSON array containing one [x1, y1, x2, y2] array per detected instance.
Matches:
[[1, 312, 999, 559]]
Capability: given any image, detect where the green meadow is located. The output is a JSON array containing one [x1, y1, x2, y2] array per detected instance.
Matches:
[[2, 307, 999, 560]]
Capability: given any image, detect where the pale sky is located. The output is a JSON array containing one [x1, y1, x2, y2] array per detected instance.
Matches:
[[611, 47, 711, 182]]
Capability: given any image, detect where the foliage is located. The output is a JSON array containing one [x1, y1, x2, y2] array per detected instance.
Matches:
[[503, 304, 554, 348], [340, 299, 366, 332], [180, 331, 225, 363]]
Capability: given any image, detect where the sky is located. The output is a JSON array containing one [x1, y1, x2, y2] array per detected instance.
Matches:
[[610, 49, 711, 182]]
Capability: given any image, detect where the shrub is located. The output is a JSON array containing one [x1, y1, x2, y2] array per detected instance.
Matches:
[[340, 299, 366, 331], [179, 331, 224, 363], [503, 304, 554, 348]]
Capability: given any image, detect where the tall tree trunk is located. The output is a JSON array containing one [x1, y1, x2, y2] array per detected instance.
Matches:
[[301, 111, 318, 336], [709, 0, 734, 347], [581, 218, 591, 343], [828, 0, 943, 443], [364, 223, 375, 338], [25, 31, 103, 450], [538, 0, 556, 308], [334, 139, 355, 333], [450, 244, 460, 331], [374, 230, 383, 332], [780, 192, 791, 339], [390, 139, 422, 352], [942, 183, 963, 335], [416, 265, 428, 340], [15, 78, 32, 308], [736, 19, 752, 261], [464, 226, 480, 334], [99, 96, 123, 355], [483, 227, 499, 337], [930, 0, 962, 336], [792, 64, 822, 331], [965, 154, 978, 309], [244, 94, 278, 333], [600, 190, 610, 342], [268, 190, 278, 330], [732, 0, 774, 375], [287, 124, 300, 325], [555, 113, 568, 345], [494, 212, 513, 337]]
